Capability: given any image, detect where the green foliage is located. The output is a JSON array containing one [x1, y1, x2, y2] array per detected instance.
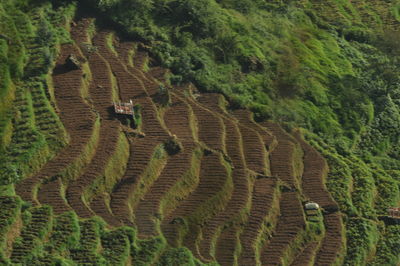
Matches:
[[101, 227, 135, 265], [347, 157, 376, 219], [369, 225, 400, 266], [11, 206, 53, 264], [372, 168, 400, 214], [0, 162, 20, 186], [157, 247, 197, 266], [344, 218, 379, 266], [0, 196, 21, 246], [70, 217, 106, 265], [47, 211, 80, 254], [131, 236, 166, 266], [0, 0, 399, 264], [133, 104, 142, 129]]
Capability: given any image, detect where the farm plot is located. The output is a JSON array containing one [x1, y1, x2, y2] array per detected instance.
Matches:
[[238, 177, 279, 265], [215, 225, 239, 266], [15, 42, 97, 207], [95, 33, 170, 139], [110, 138, 161, 225], [90, 194, 122, 227], [5, 16, 351, 266], [198, 109, 249, 261], [290, 241, 319, 266], [314, 213, 344, 265], [65, 27, 123, 218], [191, 92, 246, 169], [233, 109, 276, 151], [29, 80, 67, 146], [164, 94, 195, 143], [222, 117, 246, 169], [260, 191, 306, 265], [135, 95, 196, 237], [262, 121, 302, 187], [94, 32, 148, 99], [185, 96, 225, 152], [135, 149, 195, 237], [45, 211, 79, 255], [236, 123, 267, 175], [132, 50, 149, 71], [114, 41, 136, 68], [161, 153, 230, 247], [38, 178, 71, 214], [196, 93, 228, 116], [0, 196, 21, 260], [198, 168, 250, 261], [293, 131, 338, 211], [70, 218, 104, 265], [10, 206, 52, 264]]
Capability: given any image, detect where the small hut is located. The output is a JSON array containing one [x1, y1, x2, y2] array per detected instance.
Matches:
[[113, 100, 134, 115]]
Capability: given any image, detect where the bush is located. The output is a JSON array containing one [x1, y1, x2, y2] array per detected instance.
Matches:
[[157, 247, 196, 266], [0, 161, 20, 185]]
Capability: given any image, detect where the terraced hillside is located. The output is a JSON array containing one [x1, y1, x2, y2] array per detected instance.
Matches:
[[1, 0, 400, 265], [0, 16, 348, 265]]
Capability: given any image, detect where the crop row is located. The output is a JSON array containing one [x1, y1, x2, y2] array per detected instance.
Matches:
[[260, 191, 306, 265], [15, 36, 98, 205], [238, 177, 279, 265], [70, 218, 104, 265], [29, 80, 67, 147], [65, 24, 124, 219], [10, 206, 52, 264]]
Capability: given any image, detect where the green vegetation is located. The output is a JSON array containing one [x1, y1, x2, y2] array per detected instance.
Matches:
[[101, 227, 135, 265], [157, 247, 209, 266], [0, 0, 399, 265], [0, 0, 74, 186], [46, 211, 80, 255], [131, 236, 166, 265], [10, 206, 53, 264]]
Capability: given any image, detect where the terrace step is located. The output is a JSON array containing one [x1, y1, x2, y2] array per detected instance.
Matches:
[[70, 218, 103, 265], [135, 95, 196, 237], [37, 178, 71, 214], [90, 195, 122, 227], [260, 191, 306, 265], [16, 41, 97, 205], [46, 211, 79, 253], [290, 241, 319, 266], [10, 206, 52, 264], [101, 228, 133, 265], [215, 225, 238, 266], [199, 169, 249, 261], [293, 131, 338, 211], [110, 138, 159, 225], [314, 213, 344, 265], [161, 153, 229, 247], [238, 178, 279, 265], [185, 95, 225, 152]]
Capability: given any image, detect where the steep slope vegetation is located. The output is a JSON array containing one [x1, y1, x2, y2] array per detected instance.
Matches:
[[0, 0, 399, 265]]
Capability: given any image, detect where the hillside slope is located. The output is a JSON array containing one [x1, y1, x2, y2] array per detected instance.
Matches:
[[0, 0, 399, 265]]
